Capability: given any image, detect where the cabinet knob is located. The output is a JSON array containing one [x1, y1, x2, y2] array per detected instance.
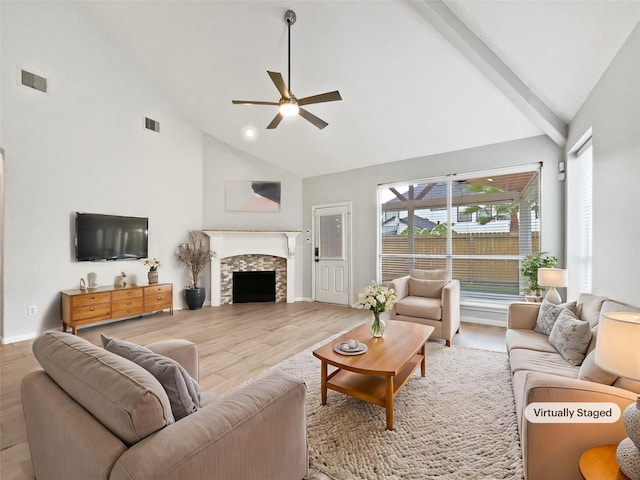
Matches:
[[89, 307, 95, 311], [157, 296, 162, 300], [90, 297, 95, 300]]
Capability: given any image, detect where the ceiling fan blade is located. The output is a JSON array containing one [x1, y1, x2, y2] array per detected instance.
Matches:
[[299, 108, 328, 129], [232, 100, 279, 106], [267, 71, 290, 100], [267, 112, 284, 129], [297, 90, 342, 106]]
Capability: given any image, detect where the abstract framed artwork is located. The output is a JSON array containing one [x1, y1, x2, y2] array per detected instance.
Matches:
[[225, 181, 281, 212]]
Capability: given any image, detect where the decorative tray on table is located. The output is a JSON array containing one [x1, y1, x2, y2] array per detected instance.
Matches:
[[334, 341, 368, 356]]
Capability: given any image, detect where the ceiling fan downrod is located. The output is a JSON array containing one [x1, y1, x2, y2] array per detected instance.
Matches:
[[285, 9, 296, 95]]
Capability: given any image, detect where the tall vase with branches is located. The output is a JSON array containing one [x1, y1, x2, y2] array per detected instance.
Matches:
[[176, 231, 214, 309]]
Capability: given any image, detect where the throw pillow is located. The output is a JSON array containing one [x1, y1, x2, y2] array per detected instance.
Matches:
[[578, 350, 618, 385], [548, 310, 592, 366], [408, 278, 448, 298], [101, 335, 201, 420], [534, 300, 577, 336], [534, 300, 564, 335], [576, 293, 608, 328]]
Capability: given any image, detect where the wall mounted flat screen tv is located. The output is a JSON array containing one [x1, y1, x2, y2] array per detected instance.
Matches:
[[75, 213, 148, 262]]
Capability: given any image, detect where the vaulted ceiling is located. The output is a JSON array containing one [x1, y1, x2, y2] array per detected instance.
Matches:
[[82, 1, 640, 178]]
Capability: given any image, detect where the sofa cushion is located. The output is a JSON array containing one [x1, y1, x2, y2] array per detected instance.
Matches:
[[395, 296, 442, 319], [506, 329, 558, 354], [601, 299, 640, 316], [576, 293, 608, 328], [534, 300, 576, 335], [102, 335, 201, 421], [32, 331, 173, 446], [509, 348, 580, 379], [548, 310, 592, 366], [410, 269, 449, 280], [578, 350, 618, 385], [408, 278, 447, 298]]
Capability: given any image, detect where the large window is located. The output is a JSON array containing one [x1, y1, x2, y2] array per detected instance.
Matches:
[[378, 165, 541, 298]]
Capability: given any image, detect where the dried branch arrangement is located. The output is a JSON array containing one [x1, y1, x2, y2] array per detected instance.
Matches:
[[176, 231, 214, 288]]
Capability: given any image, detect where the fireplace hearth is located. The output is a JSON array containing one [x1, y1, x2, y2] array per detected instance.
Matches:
[[233, 271, 276, 303]]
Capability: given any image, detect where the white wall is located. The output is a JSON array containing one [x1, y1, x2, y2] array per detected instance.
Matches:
[[1, 2, 204, 342], [303, 135, 563, 303], [567, 23, 640, 306], [202, 134, 304, 300]]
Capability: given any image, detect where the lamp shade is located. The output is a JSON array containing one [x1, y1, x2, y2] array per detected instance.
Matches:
[[595, 312, 640, 381], [537, 268, 569, 288]]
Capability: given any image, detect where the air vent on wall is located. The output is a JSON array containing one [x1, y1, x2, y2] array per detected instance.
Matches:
[[21, 69, 47, 93], [145, 117, 160, 133]]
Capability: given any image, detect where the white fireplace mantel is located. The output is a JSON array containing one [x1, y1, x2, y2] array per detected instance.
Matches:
[[203, 230, 301, 307]]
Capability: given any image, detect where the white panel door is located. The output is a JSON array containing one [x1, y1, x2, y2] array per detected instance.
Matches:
[[313, 204, 350, 305]]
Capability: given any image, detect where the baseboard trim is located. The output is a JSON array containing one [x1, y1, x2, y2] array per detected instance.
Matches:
[[2, 331, 38, 345]]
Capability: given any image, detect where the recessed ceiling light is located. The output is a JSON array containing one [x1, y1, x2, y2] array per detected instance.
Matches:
[[243, 126, 258, 141]]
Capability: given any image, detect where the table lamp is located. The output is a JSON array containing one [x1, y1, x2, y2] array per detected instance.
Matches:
[[537, 268, 568, 304], [595, 312, 640, 480]]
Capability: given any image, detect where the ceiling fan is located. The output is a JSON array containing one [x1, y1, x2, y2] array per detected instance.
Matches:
[[232, 9, 342, 130]]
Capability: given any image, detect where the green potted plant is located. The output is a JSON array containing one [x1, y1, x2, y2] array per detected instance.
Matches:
[[176, 231, 214, 310], [520, 251, 558, 301]]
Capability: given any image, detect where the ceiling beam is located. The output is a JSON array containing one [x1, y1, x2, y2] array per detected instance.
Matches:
[[411, 0, 567, 147]]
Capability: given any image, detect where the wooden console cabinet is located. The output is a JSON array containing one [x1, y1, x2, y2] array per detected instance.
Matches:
[[61, 283, 173, 335]]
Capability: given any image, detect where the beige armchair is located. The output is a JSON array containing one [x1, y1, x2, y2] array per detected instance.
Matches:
[[22, 331, 308, 480], [389, 269, 461, 346]]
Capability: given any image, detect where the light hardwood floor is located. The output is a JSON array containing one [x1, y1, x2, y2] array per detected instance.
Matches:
[[0, 302, 506, 480]]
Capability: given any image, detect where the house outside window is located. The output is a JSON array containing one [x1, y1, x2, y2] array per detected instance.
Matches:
[[378, 165, 541, 298], [456, 207, 472, 223]]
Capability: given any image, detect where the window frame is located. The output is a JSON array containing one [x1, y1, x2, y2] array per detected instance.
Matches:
[[377, 163, 542, 300]]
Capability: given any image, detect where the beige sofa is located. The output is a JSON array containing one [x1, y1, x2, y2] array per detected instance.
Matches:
[[389, 269, 461, 346], [22, 331, 308, 480], [506, 293, 640, 480]]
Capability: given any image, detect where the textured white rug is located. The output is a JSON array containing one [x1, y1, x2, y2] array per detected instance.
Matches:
[[272, 340, 524, 480]]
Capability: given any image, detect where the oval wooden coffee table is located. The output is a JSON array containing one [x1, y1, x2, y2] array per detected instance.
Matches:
[[313, 320, 434, 430]]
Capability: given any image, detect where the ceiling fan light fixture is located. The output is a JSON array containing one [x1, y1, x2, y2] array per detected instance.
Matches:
[[279, 99, 299, 117]]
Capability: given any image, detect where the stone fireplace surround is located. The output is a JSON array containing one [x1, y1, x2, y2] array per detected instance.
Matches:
[[204, 230, 301, 307], [222, 255, 285, 305]]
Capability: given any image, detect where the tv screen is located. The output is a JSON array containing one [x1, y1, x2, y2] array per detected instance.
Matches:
[[75, 213, 148, 262]]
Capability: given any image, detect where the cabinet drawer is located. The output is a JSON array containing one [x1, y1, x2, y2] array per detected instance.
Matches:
[[112, 297, 143, 312], [71, 292, 111, 308], [144, 284, 172, 297], [72, 303, 111, 321], [112, 288, 143, 301], [145, 294, 172, 311], [112, 305, 143, 318]]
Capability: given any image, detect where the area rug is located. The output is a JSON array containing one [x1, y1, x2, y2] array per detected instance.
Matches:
[[269, 340, 524, 480]]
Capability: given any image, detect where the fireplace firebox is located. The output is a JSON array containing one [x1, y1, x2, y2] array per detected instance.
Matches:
[[232, 271, 276, 303]]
